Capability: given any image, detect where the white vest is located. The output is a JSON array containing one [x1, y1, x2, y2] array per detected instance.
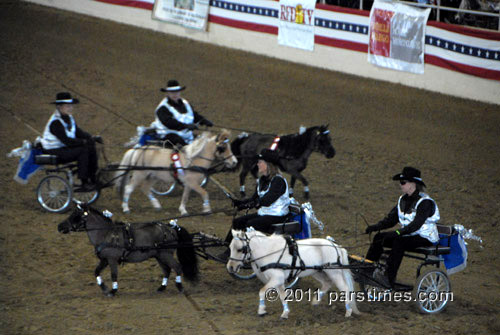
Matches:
[[41, 110, 76, 150], [397, 193, 440, 243], [257, 175, 290, 216], [151, 98, 195, 143]]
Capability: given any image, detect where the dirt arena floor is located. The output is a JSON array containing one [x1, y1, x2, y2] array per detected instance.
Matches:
[[1, 2, 499, 334]]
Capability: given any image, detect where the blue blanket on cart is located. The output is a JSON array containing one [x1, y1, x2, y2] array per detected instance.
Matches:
[[14, 148, 42, 184], [439, 233, 467, 275]]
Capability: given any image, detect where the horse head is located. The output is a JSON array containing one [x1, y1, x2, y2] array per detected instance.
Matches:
[[314, 124, 336, 159], [57, 203, 90, 234], [227, 229, 252, 274], [214, 129, 238, 169]]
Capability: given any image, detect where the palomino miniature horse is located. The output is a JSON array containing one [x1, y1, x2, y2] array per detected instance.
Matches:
[[231, 125, 335, 199], [116, 129, 237, 215], [58, 204, 198, 296], [227, 229, 360, 319]]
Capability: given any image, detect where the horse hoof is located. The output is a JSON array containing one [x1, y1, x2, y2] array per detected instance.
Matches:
[[99, 283, 108, 293], [258, 312, 267, 317], [304, 192, 310, 200], [240, 191, 246, 198], [106, 289, 117, 297], [175, 282, 184, 293], [157, 285, 167, 292]]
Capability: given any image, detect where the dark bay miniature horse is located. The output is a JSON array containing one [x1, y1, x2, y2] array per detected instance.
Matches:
[[58, 203, 198, 296], [231, 125, 335, 199]]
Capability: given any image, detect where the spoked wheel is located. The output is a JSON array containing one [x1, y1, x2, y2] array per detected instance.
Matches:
[[229, 263, 257, 280], [73, 188, 100, 205], [151, 177, 207, 196], [413, 268, 452, 314], [36, 175, 72, 213], [151, 179, 177, 196]]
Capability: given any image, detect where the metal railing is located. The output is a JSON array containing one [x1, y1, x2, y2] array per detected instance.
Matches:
[[318, 0, 500, 31]]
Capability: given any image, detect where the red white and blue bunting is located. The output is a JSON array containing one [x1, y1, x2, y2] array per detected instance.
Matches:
[[95, 0, 500, 80]]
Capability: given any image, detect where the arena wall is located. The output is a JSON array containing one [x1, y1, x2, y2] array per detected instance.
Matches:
[[24, 0, 500, 105]]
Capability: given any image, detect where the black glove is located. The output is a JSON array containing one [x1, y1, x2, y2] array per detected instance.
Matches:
[[200, 119, 213, 127], [185, 123, 198, 131], [93, 135, 104, 144], [365, 225, 379, 234], [232, 199, 252, 210]]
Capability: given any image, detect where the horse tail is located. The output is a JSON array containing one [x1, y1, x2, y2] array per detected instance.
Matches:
[[339, 247, 360, 314], [115, 148, 135, 197], [176, 226, 199, 282], [230, 132, 249, 170]]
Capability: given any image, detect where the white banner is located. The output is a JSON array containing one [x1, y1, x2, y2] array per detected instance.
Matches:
[[153, 0, 209, 31], [368, 0, 431, 74], [278, 0, 316, 51]]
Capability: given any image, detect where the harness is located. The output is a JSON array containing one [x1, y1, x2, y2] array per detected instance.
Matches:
[[259, 236, 306, 283]]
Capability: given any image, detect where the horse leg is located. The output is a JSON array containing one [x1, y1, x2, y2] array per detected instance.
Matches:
[[107, 259, 119, 297], [161, 252, 184, 292], [238, 166, 250, 197], [258, 276, 285, 317], [121, 176, 137, 213], [277, 283, 290, 320], [155, 255, 172, 292], [141, 178, 161, 211], [327, 270, 355, 317], [311, 271, 332, 306], [95, 258, 109, 294], [182, 182, 210, 214], [179, 185, 191, 215], [290, 171, 309, 199]]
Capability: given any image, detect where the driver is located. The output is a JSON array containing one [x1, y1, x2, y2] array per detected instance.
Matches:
[[149, 79, 213, 147], [218, 149, 290, 261], [40, 92, 102, 191], [365, 167, 440, 288]]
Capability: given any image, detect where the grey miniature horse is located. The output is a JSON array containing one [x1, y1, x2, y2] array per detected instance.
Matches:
[[58, 203, 198, 296]]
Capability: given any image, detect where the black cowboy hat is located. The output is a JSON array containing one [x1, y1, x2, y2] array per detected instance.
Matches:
[[160, 79, 186, 92], [258, 149, 280, 165], [51, 92, 79, 104], [392, 166, 426, 187]]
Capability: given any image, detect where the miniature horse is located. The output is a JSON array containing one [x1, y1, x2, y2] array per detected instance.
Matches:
[[58, 204, 198, 296], [231, 125, 335, 199], [116, 129, 237, 215], [227, 229, 360, 319]]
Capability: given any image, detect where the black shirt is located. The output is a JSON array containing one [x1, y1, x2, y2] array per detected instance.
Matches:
[[49, 113, 92, 147], [247, 175, 287, 207], [156, 98, 208, 130], [377, 191, 436, 235]]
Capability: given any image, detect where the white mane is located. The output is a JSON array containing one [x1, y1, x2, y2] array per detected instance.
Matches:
[[183, 132, 212, 160]]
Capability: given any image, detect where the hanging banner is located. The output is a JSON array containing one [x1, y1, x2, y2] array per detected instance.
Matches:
[[368, 0, 431, 74], [153, 0, 210, 30], [278, 0, 316, 51]]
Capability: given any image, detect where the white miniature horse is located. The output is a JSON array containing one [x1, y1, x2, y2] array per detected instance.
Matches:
[[116, 130, 237, 215], [227, 229, 360, 319]]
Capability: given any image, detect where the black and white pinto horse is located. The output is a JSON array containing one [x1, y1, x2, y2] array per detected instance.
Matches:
[[231, 125, 335, 199], [227, 229, 360, 319], [58, 204, 198, 296]]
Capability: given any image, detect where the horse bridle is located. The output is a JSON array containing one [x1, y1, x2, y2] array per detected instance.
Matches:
[[229, 233, 253, 263], [313, 129, 331, 154]]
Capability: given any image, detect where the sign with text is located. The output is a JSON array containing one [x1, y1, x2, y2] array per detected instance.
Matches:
[[368, 0, 431, 74], [278, 0, 316, 51], [153, 0, 209, 31]]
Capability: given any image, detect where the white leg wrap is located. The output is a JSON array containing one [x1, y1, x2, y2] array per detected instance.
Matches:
[[162, 277, 168, 286], [240, 185, 245, 192], [304, 186, 310, 192], [112, 282, 118, 290], [175, 275, 181, 283], [259, 299, 265, 306], [283, 303, 289, 312], [96, 276, 103, 285]]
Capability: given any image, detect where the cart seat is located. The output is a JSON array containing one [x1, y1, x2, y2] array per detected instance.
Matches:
[[34, 154, 58, 165], [409, 225, 454, 256], [271, 221, 301, 234]]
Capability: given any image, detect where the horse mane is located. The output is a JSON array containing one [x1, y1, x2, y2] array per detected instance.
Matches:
[[182, 131, 212, 160], [278, 126, 319, 157]]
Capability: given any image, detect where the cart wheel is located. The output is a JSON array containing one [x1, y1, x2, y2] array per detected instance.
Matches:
[[73, 188, 100, 205], [413, 268, 451, 314], [151, 179, 176, 196], [228, 264, 257, 280], [36, 175, 72, 213]]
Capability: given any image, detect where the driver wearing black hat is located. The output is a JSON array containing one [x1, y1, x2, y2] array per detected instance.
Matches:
[[149, 79, 213, 147], [218, 149, 290, 261], [365, 166, 440, 288], [40, 92, 102, 191]]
